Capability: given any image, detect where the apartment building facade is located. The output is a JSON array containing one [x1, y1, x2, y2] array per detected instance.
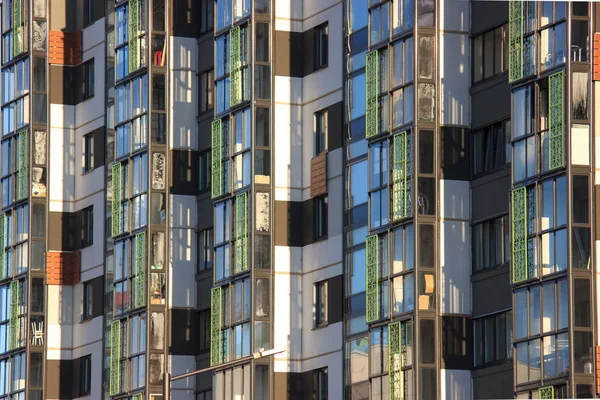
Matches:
[[0, 0, 597, 399]]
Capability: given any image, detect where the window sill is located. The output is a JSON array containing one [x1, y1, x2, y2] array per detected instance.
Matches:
[[81, 168, 95, 176], [80, 316, 93, 324], [312, 322, 329, 331], [313, 235, 328, 244]]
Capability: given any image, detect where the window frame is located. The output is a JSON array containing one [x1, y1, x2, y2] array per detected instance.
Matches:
[[314, 109, 328, 156], [82, 205, 93, 248], [198, 68, 214, 114], [83, 132, 94, 173], [472, 215, 510, 272], [472, 23, 508, 83], [82, 280, 93, 321], [472, 119, 511, 177], [314, 23, 329, 71], [314, 196, 328, 242], [314, 280, 328, 328], [313, 367, 328, 400], [83, 58, 95, 100], [79, 355, 92, 396], [472, 310, 513, 368]]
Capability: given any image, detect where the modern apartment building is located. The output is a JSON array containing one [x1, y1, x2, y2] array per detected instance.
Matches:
[[0, 0, 597, 399]]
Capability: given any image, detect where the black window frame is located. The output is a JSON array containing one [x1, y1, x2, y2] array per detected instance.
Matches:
[[472, 119, 511, 177], [472, 310, 513, 368], [83, 0, 94, 27], [83, 132, 94, 173], [314, 23, 329, 71], [82, 206, 93, 247], [80, 355, 92, 396], [199, 0, 214, 35], [198, 69, 214, 115], [315, 109, 328, 156], [197, 228, 214, 272], [314, 195, 328, 241], [314, 280, 328, 328], [83, 59, 95, 100], [313, 367, 328, 400], [82, 281, 93, 321], [472, 24, 508, 83]]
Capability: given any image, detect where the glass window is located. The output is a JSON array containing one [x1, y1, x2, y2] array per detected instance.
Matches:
[[417, 0, 434, 26], [347, 0, 368, 33], [572, 20, 589, 62], [370, 3, 390, 45], [392, 0, 413, 34]]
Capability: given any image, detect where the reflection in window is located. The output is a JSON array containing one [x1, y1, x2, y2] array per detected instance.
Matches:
[[540, 22, 566, 71], [370, 2, 390, 46], [417, 0, 434, 26], [392, 0, 413, 34], [573, 72, 588, 120]]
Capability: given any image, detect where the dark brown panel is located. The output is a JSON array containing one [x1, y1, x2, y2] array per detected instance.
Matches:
[[50, 65, 76, 105], [327, 274, 343, 324], [71, 356, 81, 398], [46, 359, 73, 399], [91, 276, 103, 318], [274, 201, 304, 247], [273, 372, 306, 400], [440, 127, 470, 181], [48, 211, 75, 251], [171, 0, 200, 38], [310, 154, 327, 197], [169, 308, 198, 355], [326, 102, 343, 151], [92, 0, 105, 24], [93, 127, 105, 169], [302, 28, 316, 76], [170, 149, 199, 195], [302, 199, 314, 247], [274, 31, 304, 78], [441, 316, 471, 370], [275, 199, 326, 247]]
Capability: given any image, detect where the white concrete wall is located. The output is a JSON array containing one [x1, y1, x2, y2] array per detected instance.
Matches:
[[439, 180, 471, 315], [46, 19, 105, 400], [170, 36, 198, 150], [441, 369, 471, 400], [272, 2, 344, 391]]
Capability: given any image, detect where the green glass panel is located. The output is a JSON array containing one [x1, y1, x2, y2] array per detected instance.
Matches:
[[211, 120, 223, 198], [129, 0, 140, 73], [389, 322, 403, 399], [365, 50, 379, 138], [109, 320, 121, 395], [393, 131, 409, 220], [235, 192, 248, 273], [549, 71, 564, 170], [13, 0, 22, 55], [112, 163, 122, 237], [511, 187, 528, 283], [134, 232, 145, 308], [365, 234, 379, 323], [16, 131, 27, 201], [8, 281, 17, 350], [230, 26, 241, 106], [132, 394, 143, 400], [539, 386, 554, 399], [508, 0, 524, 82], [210, 287, 222, 366]]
